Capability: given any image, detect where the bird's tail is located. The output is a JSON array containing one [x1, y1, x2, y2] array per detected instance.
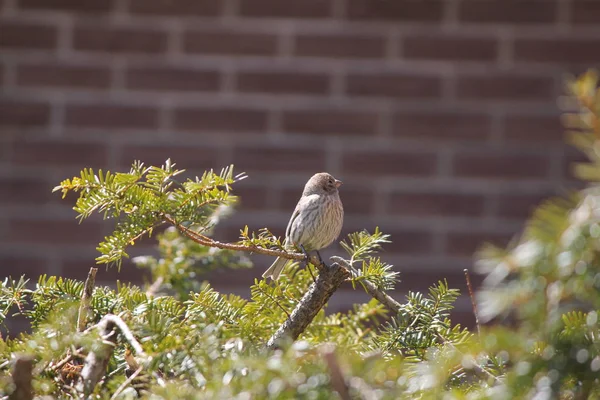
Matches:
[[262, 257, 288, 281]]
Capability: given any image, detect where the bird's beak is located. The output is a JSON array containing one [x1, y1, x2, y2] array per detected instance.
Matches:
[[334, 179, 343, 188]]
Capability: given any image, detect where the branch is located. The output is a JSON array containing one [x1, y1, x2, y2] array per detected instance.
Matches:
[[77, 314, 146, 396], [163, 214, 307, 261], [76, 317, 117, 396], [8, 355, 33, 400], [332, 257, 401, 314], [101, 315, 146, 356], [78, 267, 97, 332], [266, 261, 350, 349]]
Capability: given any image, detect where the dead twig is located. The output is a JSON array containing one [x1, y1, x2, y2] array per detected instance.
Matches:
[[78, 267, 97, 332], [464, 269, 481, 337]]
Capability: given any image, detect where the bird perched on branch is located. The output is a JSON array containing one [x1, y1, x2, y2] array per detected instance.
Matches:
[[263, 172, 344, 280]]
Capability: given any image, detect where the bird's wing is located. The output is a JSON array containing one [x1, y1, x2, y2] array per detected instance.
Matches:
[[285, 207, 300, 241], [285, 194, 319, 246]]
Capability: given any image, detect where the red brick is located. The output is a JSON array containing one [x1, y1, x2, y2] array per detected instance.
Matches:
[[0, 21, 57, 50], [73, 26, 167, 54], [18, 0, 113, 13], [12, 141, 108, 166], [514, 38, 600, 64], [380, 227, 434, 254], [453, 153, 550, 179], [280, 187, 304, 210], [0, 99, 50, 127], [17, 63, 110, 89], [65, 104, 158, 129], [339, 188, 373, 215], [392, 111, 491, 141], [389, 191, 485, 217], [125, 67, 220, 92], [504, 115, 564, 143], [496, 193, 550, 219], [456, 74, 555, 100], [400, 269, 484, 294], [342, 151, 437, 176], [128, 0, 221, 16], [570, 0, 600, 24], [232, 146, 326, 172], [0, 255, 50, 279], [458, 0, 556, 24], [346, 73, 441, 98], [184, 30, 277, 56], [231, 185, 268, 210], [62, 258, 148, 283], [8, 219, 104, 245], [282, 109, 378, 136], [346, 0, 444, 22], [173, 107, 268, 132], [445, 231, 512, 256], [0, 178, 53, 204], [237, 71, 330, 95], [295, 34, 385, 59], [404, 34, 498, 62], [239, 0, 331, 18], [119, 145, 221, 171]]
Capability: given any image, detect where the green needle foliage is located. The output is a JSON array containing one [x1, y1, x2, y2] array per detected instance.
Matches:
[[53, 161, 246, 268], [2, 71, 600, 399]]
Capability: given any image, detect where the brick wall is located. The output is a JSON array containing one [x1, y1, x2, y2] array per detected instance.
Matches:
[[1, 0, 597, 325]]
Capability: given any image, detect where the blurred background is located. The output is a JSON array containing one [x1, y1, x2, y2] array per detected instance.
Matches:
[[1, 0, 597, 326]]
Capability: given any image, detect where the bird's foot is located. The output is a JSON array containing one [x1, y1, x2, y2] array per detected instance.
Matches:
[[300, 244, 317, 283], [315, 250, 328, 268]]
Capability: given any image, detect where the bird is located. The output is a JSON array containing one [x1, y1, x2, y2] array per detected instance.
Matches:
[[263, 172, 344, 281]]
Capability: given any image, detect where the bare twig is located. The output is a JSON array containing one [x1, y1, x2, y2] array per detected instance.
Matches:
[[8, 355, 33, 400], [78, 267, 97, 332], [256, 286, 291, 319], [332, 257, 401, 314], [164, 215, 307, 261], [464, 269, 481, 336], [110, 366, 143, 400], [321, 344, 351, 400], [266, 261, 350, 349]]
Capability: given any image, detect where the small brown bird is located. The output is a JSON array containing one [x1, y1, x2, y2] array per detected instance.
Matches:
[[263, 172, 344, 280]]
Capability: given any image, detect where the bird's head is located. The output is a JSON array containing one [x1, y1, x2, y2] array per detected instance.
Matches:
[[303, 172, 342, 196]]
